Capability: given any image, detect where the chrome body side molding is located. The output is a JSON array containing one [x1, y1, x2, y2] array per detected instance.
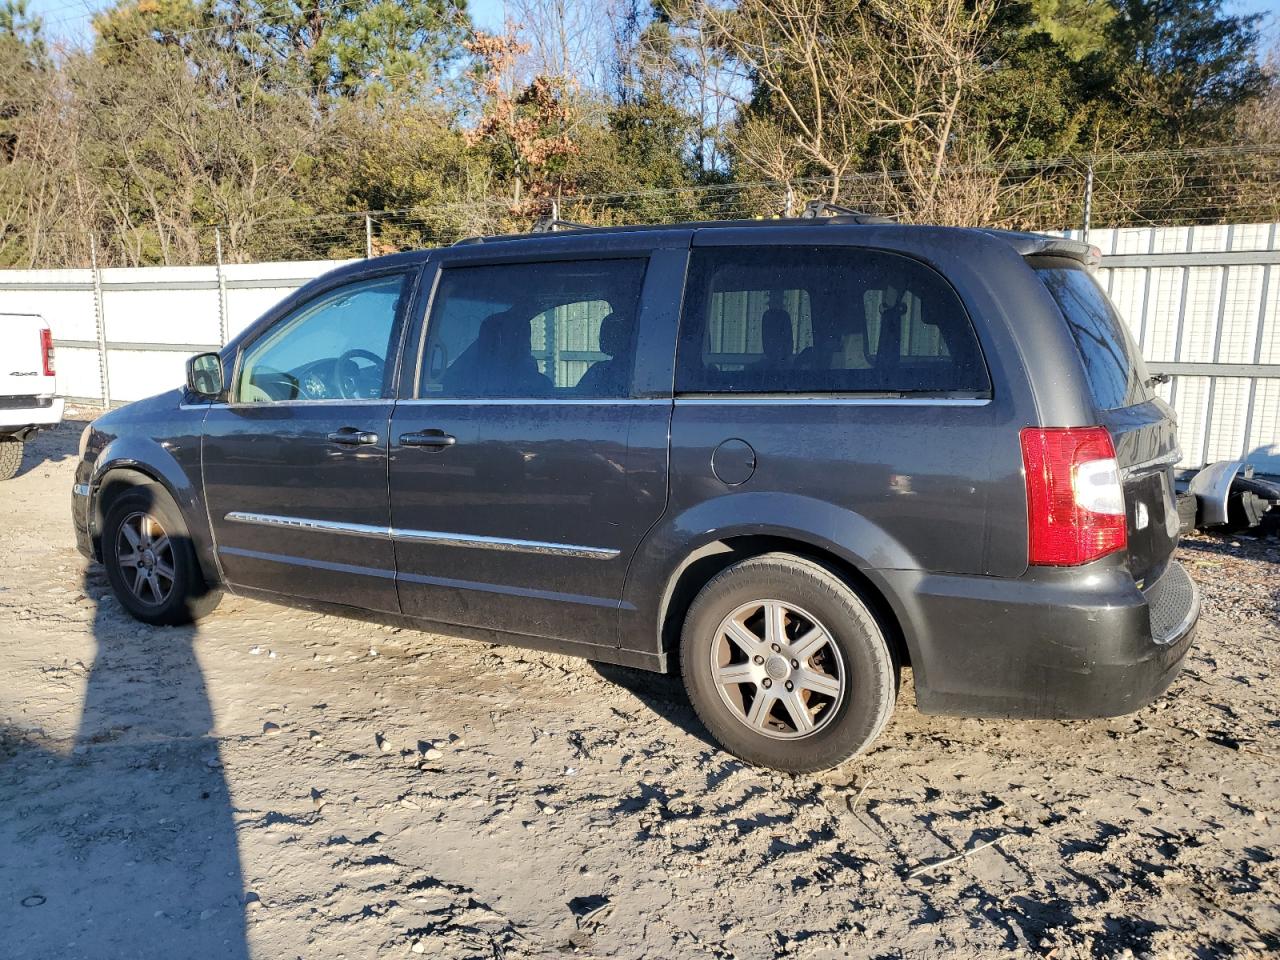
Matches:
[[223, 511, 619, 560]]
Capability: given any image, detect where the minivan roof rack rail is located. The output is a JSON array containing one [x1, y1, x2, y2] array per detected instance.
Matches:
[[799, 200, 897, 223], [530, 214, 593, 234]]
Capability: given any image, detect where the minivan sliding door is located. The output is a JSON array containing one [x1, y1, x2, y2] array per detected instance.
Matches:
[[388, 248, 683, 652]]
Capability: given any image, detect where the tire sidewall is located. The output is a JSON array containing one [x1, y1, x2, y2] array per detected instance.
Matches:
[[681, 556, 895, 772], [102, 485, 210, 625], [0, 438, 22, 481]]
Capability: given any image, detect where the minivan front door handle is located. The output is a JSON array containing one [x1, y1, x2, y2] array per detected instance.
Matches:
[[399, 429, 456, 450], [327, 427, 379, 446]]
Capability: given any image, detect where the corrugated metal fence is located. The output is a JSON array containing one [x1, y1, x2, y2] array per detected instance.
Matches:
[[2, 222, 1278, 473], [1069, 222, 1280, 473]]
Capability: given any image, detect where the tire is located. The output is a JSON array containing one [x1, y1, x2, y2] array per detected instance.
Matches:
[[102, 484, 222, 625], [1176, 492, 1198, 534], [1225, 490, 1267, 532], [0, 438, 23, 481], [680, 553, 897, 773], [1233, 475, 1280, 502]]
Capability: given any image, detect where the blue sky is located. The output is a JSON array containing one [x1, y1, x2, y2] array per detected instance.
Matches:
[[24, 0, 1280, 48]]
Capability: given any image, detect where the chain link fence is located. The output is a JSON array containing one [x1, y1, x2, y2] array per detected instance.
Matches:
[[236, 145, 1280, 266], [8, 144, 1280, 270]]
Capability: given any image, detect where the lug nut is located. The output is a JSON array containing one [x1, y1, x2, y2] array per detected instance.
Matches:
[[762, 678, 772, 689], [785, 681, 794, 692], [790, 659, 799, 669], [753, 655, 764, 665], [771, 643, 781, 653]]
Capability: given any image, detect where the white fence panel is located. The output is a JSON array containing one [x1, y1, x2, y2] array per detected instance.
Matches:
[[1077, 221, 1280, 474]]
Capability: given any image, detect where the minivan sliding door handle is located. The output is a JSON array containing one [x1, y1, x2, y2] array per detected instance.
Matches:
[[327, 428, 379, 446], [399, 429, 456, 449]]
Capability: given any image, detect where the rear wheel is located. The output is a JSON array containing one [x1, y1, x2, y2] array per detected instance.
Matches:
[[102, 484, 221, 625], [0, 437, 22, 480], [680, 553, 897, 772]]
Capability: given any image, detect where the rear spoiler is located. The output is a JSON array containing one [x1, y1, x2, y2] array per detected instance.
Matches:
[[980, 230, 1102, 270]]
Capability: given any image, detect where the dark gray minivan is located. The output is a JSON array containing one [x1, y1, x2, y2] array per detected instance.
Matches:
[[71, 219, 1199, 772]]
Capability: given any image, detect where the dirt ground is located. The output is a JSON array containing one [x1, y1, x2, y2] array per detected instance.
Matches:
[[0, 418, 1276, 960]]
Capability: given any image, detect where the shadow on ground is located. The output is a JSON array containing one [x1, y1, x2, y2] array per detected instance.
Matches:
[[589, 661, 722, 751], [0, 559, 248, 958], [11, 418, 88, 479]]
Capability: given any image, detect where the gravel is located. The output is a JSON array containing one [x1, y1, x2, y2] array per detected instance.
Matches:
[[0, 419, 1276, 959]]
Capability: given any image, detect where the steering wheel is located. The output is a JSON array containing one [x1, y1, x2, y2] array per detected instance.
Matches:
[[333, 349, 384, 399]]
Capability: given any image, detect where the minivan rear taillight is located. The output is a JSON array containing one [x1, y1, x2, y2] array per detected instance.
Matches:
[[1020, 426, 1126, 566], [40, 327, 55, 377]]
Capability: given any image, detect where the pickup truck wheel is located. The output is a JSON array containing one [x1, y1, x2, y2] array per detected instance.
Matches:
[[680, 553, 897, 773], [0, 438, 22, 480], [102, 485, 221, 625]]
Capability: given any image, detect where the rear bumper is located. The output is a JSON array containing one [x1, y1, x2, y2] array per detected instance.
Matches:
[[0, 397, 64, 432], [885, 559, 1199, 719]]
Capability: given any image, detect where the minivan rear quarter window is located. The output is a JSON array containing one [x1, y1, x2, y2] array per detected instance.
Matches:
[[676, 246, 989, 395], [1035, 260, 1152, 410]]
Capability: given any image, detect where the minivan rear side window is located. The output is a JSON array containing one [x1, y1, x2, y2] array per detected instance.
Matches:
[[676, 246, 989, 395], [419, 258, 648, 399], [1035, 262, 1151, 410]]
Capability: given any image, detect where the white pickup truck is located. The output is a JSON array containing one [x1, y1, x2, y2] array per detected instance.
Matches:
[[1, 313, 63, 479]]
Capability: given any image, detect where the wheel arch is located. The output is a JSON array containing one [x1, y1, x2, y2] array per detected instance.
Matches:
[[91, 462, 221, 587], [656, 534, 913, 675]]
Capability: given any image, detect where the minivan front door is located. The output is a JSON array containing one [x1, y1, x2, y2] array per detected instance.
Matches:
[[202, 269, 418, 614], [388, 250, 681, 652]]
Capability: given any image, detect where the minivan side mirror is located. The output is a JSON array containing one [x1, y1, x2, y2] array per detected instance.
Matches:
[[186, 352, 224, 398]]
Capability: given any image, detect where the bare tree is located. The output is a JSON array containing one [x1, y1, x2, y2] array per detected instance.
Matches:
[[507, 0, 618, 94], [696, 0, 1012, 221]]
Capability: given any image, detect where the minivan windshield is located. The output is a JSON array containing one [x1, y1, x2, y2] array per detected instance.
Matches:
[[1036, 262, 1152, 410]]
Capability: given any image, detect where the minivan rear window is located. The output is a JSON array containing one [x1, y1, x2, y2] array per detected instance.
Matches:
[[1035, 263, 1151, 410], [676, 246, 989, 395]]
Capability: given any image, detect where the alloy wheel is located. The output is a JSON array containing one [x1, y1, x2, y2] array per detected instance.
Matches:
[[709, 599, 846, 739], [115, 511, 176, 606]]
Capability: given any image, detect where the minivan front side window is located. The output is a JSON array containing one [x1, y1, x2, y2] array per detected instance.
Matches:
[[418, 259, 648, 399], [676, 246, 989, 395], [235, 274, 409, 403]]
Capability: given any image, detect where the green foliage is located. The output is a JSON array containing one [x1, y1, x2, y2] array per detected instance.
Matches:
[[1028, 0, 1115, 60], [215, 0, 472, 100], [1098, 0, 1267, 145], [0, 0, 1273, 266]]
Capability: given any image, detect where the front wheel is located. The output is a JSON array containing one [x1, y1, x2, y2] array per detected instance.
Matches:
[[680, 553, 897, 772], [102, 484, 222, 625]]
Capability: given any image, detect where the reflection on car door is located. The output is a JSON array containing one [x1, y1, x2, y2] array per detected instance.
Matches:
[[388, 251, 677, 652], [202, 269, 417, 613]]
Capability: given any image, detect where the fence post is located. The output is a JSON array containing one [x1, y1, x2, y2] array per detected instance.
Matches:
[[214, 227, 229, 345], [365, 214, 373, 259], [1081, 161, 1095, 242], [89, 233, 110, 409]]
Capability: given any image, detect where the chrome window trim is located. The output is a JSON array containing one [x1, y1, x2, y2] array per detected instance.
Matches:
[[223, 511, 619, 560], [193, 398, 669, 409], [394, 397, 669, 407], [182, 398, 394, 411], [223, 398, 393, 410], [673, 395, 992, 407]]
